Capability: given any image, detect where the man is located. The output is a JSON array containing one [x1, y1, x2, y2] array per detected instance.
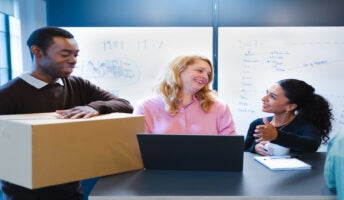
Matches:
[[0, 27, 133, 199], [324, 132, 344, 200]]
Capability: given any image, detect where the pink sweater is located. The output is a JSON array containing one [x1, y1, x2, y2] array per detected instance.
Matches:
[[134, 95, 236, 135]]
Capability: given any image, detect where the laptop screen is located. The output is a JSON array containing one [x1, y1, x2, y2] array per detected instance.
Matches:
[[136, 134, 244, 171]]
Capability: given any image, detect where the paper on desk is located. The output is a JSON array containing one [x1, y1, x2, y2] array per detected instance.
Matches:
[[254, 156, 312, 170]]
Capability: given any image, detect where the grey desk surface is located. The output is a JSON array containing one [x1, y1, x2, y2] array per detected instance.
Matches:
[[89, 152, 336, 200]]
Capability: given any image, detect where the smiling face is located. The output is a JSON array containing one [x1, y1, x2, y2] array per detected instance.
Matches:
[[33, 36, 79, 82], [180, 59, 211, 96], [261, 84, 296, 114]]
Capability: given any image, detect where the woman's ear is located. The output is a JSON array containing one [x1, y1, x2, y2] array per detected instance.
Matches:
[[287, 103, 298, 112]]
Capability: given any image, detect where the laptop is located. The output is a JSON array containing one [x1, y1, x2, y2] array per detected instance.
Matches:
[[136, 134, 244, 171]]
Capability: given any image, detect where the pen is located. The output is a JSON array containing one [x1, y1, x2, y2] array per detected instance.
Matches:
[[269, 155, 291, 159]]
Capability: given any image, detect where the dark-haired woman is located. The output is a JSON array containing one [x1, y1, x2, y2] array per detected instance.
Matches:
[[244, 79, 333, 155]]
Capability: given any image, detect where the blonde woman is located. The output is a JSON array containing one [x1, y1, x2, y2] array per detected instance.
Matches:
[[134, 55, 236, 135]]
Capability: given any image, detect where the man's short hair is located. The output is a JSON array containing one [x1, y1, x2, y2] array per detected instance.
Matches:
[[26, 27, 74, 59]]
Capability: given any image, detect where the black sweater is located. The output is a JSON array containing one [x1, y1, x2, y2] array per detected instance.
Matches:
[[0, 75, 133, 199], [0, 76, 133, 114]]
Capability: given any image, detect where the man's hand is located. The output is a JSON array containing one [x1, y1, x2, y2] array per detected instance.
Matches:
[[56, 106, 99, 119]]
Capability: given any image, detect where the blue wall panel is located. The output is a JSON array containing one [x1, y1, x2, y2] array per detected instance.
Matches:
[[47, 0, 213, 27], [47, 0, 344, 27], [218, 0, 344, 26]]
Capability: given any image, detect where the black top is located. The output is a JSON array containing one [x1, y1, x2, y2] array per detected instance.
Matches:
[[244, 116, 322, 153]]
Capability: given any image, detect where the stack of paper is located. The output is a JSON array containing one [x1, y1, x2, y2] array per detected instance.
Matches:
[[254, 156, 311, 170]]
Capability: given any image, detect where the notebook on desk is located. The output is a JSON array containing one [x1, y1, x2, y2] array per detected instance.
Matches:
[[136, 134, 244, 171]]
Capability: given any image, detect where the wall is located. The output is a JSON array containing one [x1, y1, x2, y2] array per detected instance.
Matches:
[[46, 0, 344, 87], [45, 0, 344, 132], [46, 0, 213, 27], [218, 0, 344, 26], [14, 0, 46, 72], [3, 1, 340, 200], [218, 27, 344, 149], [43, 0, 344, 198]]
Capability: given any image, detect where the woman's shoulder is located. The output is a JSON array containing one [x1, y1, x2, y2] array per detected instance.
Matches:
[[207, 99, 232, 114], [328, 132, 344, 156], [250, 118, 263, 125], [137, 95, 165, 107], [212, 99, 227, 106], [134, 95, 165, 114], [283, 116, 319, 134], [293, 115, 316, 126], [250, 116, 273, 126], [211, 98, 234, 109]]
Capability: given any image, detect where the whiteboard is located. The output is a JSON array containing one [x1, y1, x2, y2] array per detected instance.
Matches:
[[218, 27, 344, 146], [63, 27, 213, 107]]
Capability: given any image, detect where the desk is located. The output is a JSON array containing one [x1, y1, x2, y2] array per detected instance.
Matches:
[[89, 152, 336, 200]]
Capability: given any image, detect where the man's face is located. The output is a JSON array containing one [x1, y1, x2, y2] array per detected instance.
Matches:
[[39, 37, 79, 79]]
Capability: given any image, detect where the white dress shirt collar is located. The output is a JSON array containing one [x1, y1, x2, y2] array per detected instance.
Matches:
[[20, 73, 64, 89]]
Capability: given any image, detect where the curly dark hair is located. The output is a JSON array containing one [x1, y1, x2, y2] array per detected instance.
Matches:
[[278, 79, 333, 144]]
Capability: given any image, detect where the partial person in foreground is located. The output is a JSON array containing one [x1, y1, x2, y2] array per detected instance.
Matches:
[[324, 132, 344, 200], [134, 55, 236, 134], [244, 79, 333, 155], [0, 27, 133, 200]]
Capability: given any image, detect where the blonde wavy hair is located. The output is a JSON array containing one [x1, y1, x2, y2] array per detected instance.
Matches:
[[157, 55, 216, 115]]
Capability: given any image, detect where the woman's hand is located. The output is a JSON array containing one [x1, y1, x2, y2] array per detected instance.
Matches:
[[253, 117, 278, 142], [254, 141, 271, 156]]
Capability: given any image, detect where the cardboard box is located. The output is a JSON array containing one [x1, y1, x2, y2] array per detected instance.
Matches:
[[0, 112, 144, 189]]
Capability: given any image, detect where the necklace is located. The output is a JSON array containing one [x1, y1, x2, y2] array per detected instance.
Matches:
[[272, 115, 295, 131], [276, 120, 293, 131]]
